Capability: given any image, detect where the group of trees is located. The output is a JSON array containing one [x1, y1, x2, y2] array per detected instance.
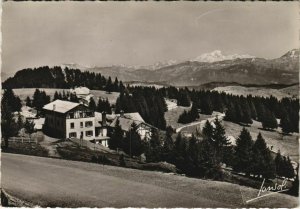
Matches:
[[115, 87, 167, 130], [26, 89, 51, 115], [108, 116, 295, 181], [1, 89, 35, 148], [3, 66, 125, 93], [158, 86, 298, 134], [53, 90, 79, 103], [108, 121, 146, 157], [233, 128, 294, 179], [177, 102, 199, 124], [144, 119, 232, 179], [96, 98, 112, 114]]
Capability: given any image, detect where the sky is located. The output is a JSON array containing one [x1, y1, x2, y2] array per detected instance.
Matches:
[[1, 2, 299, 78]]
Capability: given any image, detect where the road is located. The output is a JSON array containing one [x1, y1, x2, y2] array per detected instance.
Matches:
[[176, 112, 225, 133], [2, 153, 298, 207]]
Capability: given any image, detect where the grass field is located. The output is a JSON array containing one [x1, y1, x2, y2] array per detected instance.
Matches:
[[165, 106, 191, 129], [213, 85, 299, 99], [223, 120, 299, 161], [9, 88, 120, 104], [2, 153, 298, 207]]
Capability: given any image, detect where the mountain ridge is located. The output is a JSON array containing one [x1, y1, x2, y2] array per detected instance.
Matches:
[[3, 49, 299, 87]]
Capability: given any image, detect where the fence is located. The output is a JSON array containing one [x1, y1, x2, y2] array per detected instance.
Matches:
[[5, 137, 37, 144]]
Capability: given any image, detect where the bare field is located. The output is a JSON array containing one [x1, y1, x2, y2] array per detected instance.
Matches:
[[7, 88, 119, 104]]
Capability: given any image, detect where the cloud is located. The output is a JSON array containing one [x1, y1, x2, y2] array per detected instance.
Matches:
[[194, 9, 226, 26]]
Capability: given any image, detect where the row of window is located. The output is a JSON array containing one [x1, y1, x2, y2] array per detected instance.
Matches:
[[70, 121, 93, 129], [68, 111, 94, 119], [69, 131, 93, 138]]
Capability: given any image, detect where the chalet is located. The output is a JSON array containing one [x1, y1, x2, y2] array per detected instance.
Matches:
[[70, 87, 94, 106], [43, 100, 109, 146], [109, 111, 156, 141]]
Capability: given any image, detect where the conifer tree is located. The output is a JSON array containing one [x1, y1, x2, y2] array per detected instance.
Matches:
[[26, 96, 32, 107], [281, 114, 292, 134], [88, 97, 96, 111], [145, 129, 162, 162], [251, 133, 275, 179], [262, 109, 278, 130], [233, 128, 253, 176], [161, 127, 174, 163], [1, 99, 19, 148], [202, 120, 214, 140], [109, 119, 123, 150], [212, 118, 230, 162]]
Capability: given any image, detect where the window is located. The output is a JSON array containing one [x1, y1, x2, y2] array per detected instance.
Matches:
[[69, 132, 77, 138], [70, 122, 74, 129], [85, 121, 93, 127], [86, 130, 93, 137], [69, 113, 74, 119], [80, 122, 83, 128], [79, 113, 83, 118]]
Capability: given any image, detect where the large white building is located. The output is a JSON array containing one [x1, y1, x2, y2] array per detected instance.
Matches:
[[43, 100, 109, 146]]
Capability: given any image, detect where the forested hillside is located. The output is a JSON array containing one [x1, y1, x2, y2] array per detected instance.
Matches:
[[2, 66, 125, 92]]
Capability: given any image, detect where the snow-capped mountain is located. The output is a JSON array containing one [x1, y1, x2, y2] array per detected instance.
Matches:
[[192, 50, 255, 63], [140, 60, 178, 71]]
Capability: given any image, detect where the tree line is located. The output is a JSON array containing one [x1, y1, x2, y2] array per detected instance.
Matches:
[[3, 66, 125, 93], [109, 116, 296, 181], [159, 87, 298, 134]]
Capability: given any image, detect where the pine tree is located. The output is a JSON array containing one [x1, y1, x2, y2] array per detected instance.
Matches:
[[1, 99, 19, 148], [2, 88, 22, 112], [281, 114, 293, 134], [26, 96, 32, 107], [284, 156, 295, 179], [53, 91, 59, 101], [251, 133, 275, 179], [212, 118, 230, 162], [224, 103, 237, 123], [109, 119, 124, 150], [89, 97, 96, 111], [275, 150, 284, 177], [123, 123, 145, 157], [233, 128, 253, 176], [145, 129, 162, 162], [202, 120, 214, 140], [161, 127, 174, 163], [262, 109, 278, 130]]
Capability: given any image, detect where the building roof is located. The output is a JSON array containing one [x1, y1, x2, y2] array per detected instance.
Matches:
[[70, 87, 90, 95], [110, 112, 148, 132], [43, 100, 80, 114], [107, 112, 145, 123]]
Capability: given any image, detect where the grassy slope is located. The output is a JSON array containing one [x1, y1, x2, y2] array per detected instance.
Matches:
[[223, 120, 299, 161], [2, 153, 298, 208]]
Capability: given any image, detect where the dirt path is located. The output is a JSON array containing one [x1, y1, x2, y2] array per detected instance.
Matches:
[[37, 132, 61, 158], [176, 112, 225, 133]]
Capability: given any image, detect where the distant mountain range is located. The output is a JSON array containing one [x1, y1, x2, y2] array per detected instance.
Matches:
[[62, 49, 299, 87], [3, 49, 299, 88]]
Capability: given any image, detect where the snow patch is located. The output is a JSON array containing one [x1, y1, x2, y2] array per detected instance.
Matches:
[[192, 50, 255, 63]]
